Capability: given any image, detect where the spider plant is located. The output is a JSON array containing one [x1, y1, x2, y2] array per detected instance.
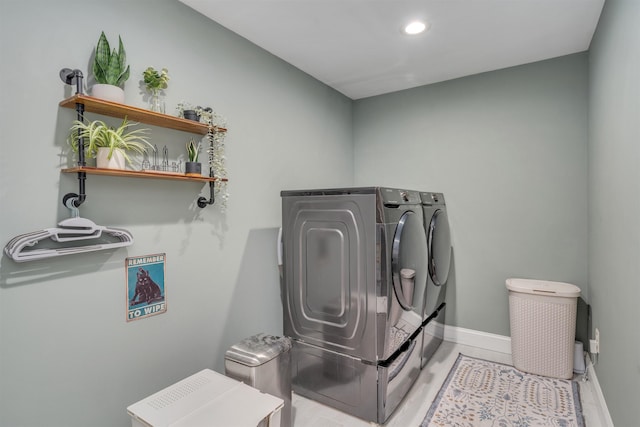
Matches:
[[69, 117, 152, 165]]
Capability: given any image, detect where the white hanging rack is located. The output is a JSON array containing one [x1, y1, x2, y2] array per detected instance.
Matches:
[[4, 195, 133, 263]]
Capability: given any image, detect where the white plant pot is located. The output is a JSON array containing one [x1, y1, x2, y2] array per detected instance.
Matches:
[[96, 147, 126, 169], [91, 84, 125, 104]]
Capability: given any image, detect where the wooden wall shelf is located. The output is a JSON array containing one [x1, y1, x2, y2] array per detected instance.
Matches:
[[62, 167, 228, 183], [59, 89, 227, 208], [60, 95, 227, 135]]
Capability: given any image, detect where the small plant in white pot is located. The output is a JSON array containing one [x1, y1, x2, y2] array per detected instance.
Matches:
[[91, 31, 130, 103], [185, 138, 202, 176], [69, 117, 152, 169]]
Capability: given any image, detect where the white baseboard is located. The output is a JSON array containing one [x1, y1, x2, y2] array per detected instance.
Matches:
[[443, 325, 512, 354], [443, 325, 613, 426], [586, 356, 615, 427]]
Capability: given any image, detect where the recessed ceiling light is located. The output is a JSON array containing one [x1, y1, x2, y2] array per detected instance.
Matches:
[[403, 21, 428, 35]]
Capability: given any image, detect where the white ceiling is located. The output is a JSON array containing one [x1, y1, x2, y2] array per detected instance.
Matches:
[[179, 0, 605, 100]]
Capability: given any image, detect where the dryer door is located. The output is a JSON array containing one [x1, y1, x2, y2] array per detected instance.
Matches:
[[390, 210, 428, 342], [428, 209, 451, 286], [424, 209, 451, 320]]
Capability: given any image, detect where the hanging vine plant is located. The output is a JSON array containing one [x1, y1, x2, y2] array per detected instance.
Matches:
[[176, 101, 229, 210], [207, 124, 228, 211]]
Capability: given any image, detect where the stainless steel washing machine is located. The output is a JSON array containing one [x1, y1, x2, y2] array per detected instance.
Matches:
[[280, 187, 428, 423], [419, 192, 452, 367]]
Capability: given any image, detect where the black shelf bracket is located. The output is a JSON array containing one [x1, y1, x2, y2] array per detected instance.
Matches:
[[60, 68, 87, 208], [197, 179, 216, 208], [197, 123, 218, 208]]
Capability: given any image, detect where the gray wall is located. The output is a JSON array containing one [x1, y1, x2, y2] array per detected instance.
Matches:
[[0, 1, 352, 426], [353, 54, 589, 336], [1, 0, 637, 426], [588, 0, 640, 425]]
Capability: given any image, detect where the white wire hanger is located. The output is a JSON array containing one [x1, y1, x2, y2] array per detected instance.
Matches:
[[4, 196, 133, 263]]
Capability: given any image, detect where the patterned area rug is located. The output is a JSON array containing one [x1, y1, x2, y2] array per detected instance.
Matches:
[[421, 354, 584, 427]]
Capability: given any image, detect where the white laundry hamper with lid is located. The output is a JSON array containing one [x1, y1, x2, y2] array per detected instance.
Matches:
[[506, 278, 581, 379]]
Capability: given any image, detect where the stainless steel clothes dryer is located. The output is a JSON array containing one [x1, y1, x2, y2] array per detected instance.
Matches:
[[419, 192, 452, 368], [280, 187, 428, 423]]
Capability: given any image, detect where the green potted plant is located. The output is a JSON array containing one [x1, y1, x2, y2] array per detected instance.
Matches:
[[185, 138, 201, 176], [91, 31, 130, 103], [143, 67, 169, 113], [69, 117, 152, 170]]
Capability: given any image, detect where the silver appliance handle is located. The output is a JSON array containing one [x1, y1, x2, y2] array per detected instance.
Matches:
[[277, 227, 283, 267]]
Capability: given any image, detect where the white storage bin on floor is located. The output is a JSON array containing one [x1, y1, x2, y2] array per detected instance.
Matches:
[[127, 369, 283, 427], [506, 278, 581, 380]]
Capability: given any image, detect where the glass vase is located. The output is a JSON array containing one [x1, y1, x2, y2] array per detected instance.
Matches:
[[149, 92, 165, 113]]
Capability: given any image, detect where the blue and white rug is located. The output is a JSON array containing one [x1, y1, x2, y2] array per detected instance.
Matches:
[[421, 354, 584, 427]]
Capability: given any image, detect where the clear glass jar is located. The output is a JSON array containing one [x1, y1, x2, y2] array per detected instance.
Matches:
[[149, 91, 165, 113]]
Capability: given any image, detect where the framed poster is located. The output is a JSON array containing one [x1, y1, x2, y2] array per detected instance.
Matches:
[[126, 253, 167, 321]]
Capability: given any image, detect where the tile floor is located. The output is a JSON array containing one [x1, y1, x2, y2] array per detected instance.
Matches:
[[291, 340, 608, 426]]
